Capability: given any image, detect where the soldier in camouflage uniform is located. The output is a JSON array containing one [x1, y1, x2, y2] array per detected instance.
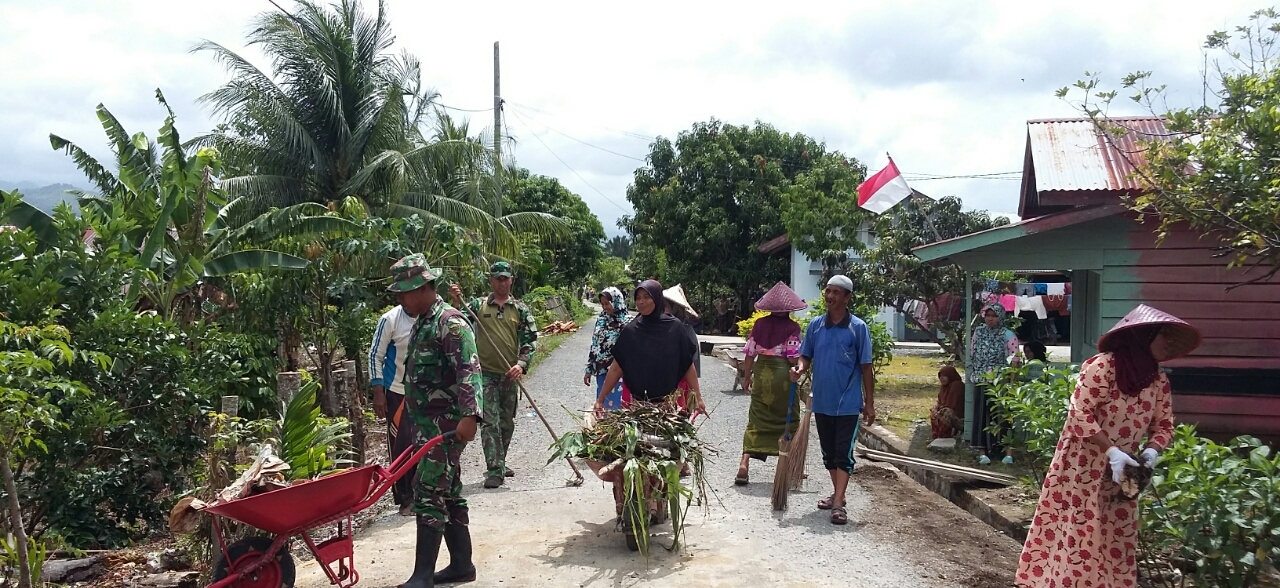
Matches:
[[449, 260, 538, 489], [388, 254, 483, 588]]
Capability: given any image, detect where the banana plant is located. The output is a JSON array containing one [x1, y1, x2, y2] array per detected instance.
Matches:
[[47, 90, 358, 321]]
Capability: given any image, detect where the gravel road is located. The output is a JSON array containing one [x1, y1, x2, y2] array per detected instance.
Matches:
[[293, 325, 1020, 588]]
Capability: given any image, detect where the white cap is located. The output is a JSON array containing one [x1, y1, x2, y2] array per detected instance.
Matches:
[[827, 274, 854, 293]]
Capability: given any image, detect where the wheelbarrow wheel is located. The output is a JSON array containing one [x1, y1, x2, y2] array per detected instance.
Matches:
[[213, 536, 296, 588], [621, 498, 643, 552]]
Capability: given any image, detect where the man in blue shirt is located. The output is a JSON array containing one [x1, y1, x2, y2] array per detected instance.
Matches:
[[792, 274, 875, 525]]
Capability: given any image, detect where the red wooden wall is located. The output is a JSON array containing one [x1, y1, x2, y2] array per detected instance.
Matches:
[[1122, 220, 1280, 442], [1124, 221, 1280, 371]]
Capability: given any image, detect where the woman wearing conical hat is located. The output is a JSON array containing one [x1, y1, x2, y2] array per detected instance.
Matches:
[[1016, 305, 1202, 588], [735, 282, 808, 486]]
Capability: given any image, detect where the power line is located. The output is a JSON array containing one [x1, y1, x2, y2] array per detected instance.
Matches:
[[507, 109, 632, 214], [510, 111, 647, 163], [436, 103, 493, 113], [902, 171, 1021, 180], [507, 101, 658, 141], [903, 175, 1022, 181]]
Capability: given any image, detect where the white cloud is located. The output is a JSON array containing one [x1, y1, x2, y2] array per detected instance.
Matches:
[[0, 0, 1262, 234]]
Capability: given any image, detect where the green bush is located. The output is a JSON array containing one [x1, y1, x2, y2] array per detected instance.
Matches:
[[986, 363, 1078, 482], [20, 306, 209, 548], [186, 324, 279, 419], [523, 286, 590, 326], [1141, 426, 1280, 588]]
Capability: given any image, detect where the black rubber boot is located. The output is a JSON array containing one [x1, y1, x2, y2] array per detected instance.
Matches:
[[398, 525, 442, 588], [433, 523, 477, 584]]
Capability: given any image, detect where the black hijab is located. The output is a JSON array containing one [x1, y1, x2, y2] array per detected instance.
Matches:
[[611, 280, 697, 401]]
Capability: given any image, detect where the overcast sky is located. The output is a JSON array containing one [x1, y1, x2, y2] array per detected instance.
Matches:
[[0, 0, 1263, 234]]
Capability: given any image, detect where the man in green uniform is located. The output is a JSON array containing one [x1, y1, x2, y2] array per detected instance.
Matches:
[[388, 254, 482, 588], [448, 261, 538, 489]]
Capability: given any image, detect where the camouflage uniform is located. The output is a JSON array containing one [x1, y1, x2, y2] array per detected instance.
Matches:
[[391, 255, 484, 530], [463, 261, 538, 480]]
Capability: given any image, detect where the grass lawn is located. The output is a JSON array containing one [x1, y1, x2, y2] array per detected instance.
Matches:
[[527, 308, 595, 373], [876, 355, 948, 439], [876, 354, 1039, 481]]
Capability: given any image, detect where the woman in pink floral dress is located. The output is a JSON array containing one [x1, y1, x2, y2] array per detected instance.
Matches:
[[1016, 305, 1202, 587]]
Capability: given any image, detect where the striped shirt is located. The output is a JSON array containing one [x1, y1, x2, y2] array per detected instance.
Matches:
[[368, 306, 417, 395]]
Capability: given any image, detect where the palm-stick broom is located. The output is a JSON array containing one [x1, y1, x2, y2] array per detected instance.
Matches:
[[784, 377, 812, 492], [771, 381, 804, 511], [456, 292, 585, 487]]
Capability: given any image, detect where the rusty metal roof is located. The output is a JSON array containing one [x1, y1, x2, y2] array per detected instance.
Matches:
[[1027, 116, 1168, 192]]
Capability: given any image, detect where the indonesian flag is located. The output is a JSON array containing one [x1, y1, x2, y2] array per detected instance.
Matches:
[[857, 157, 912, 214]]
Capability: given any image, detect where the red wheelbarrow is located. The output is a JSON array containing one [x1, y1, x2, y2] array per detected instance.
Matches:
[[202, 431, 454, 588]]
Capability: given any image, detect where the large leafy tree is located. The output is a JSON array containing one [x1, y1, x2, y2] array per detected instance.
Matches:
[[505, 168, 605, 289], [780, 152, 873, 262], [1061, 8, 1280, 286], [623, 119, 827, 314], [855, 196, 1007, 362]]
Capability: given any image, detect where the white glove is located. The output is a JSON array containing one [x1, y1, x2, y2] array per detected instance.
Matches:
[[1106, 447, 1139, 483], [1140, 447, 1159, 469]]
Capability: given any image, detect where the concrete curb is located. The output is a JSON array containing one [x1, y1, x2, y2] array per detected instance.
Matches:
[[857, 423, 1029, 544]]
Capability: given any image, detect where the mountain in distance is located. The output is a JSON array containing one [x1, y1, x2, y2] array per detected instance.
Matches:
[[0, 181, 83, 213]]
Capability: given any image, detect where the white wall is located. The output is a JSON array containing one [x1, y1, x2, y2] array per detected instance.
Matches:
[[787, 242, 899, 334]]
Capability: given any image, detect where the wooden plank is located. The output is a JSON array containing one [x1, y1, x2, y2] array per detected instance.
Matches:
[[1101, 299, 1278, 320], [1173, 394, 1280, 417], [1105, 265, 1278, 284], [1181, 320, 1280, 340], [1123, 227, 1233, 249], [1176, 414, 1280, 438], [1135, 283, 1280, 303], [1194, 338, 1280, 358], [1165, 356, 1280, 370], [1105, 248, 1233, 267], [857, 448, 1018, 485], [953, 251, 1102, 271]]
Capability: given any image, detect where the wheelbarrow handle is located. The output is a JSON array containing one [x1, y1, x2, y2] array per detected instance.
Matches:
[[359, 431, 455, 512]]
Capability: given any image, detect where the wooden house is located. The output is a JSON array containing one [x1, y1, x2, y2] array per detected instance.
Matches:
[[913, 117, 1280, 443]]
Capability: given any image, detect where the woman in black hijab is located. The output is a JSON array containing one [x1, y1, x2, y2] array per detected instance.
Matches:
[[592, 280, 703, 413]]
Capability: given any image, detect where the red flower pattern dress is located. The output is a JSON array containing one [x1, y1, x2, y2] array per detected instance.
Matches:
[[1016, 353, 1174, 588]]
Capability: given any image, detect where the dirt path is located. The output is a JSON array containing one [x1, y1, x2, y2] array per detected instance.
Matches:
[[294, 325, 1020, 588]]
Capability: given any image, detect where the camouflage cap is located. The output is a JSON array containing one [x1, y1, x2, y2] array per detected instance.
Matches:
[[489, 260, 513, 278], [387, 253, 443, 292]]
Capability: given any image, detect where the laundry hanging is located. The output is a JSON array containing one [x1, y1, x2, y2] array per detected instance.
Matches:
[[1015, 295, 1048, 319]]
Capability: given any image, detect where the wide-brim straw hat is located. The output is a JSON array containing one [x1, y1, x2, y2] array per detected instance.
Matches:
[[755, 281, 807, 313], [663, 284, 699, 318], [1097, 304, 1202, 360]]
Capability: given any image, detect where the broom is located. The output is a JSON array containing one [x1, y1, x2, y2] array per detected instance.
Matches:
[[771, 380, 811, 511], [785, 379, 813, 492]]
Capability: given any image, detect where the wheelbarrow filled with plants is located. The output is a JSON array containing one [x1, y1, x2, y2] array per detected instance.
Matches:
[[178, 431, 454, 588], [550, 404, 714, 554]]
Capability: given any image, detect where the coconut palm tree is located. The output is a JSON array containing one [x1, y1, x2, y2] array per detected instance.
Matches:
[[196, 0, 567, 259]]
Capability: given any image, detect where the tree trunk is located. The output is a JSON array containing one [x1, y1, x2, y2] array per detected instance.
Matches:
[[281, 325, 303, 372], [317, 351, 338, 416], [341, 361, 366, 466], [1, 446, 33, 588]]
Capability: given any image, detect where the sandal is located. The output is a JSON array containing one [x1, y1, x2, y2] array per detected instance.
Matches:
[[830, 505, 848, 525], [817, 495, 835, 510], [734, 471, 748, 486]]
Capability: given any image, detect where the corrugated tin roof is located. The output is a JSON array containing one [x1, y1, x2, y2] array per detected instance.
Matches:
[[1027, 117, 1168, 193]]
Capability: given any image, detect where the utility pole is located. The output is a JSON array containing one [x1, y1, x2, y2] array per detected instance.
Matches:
[[493, 41, 503, 216]]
